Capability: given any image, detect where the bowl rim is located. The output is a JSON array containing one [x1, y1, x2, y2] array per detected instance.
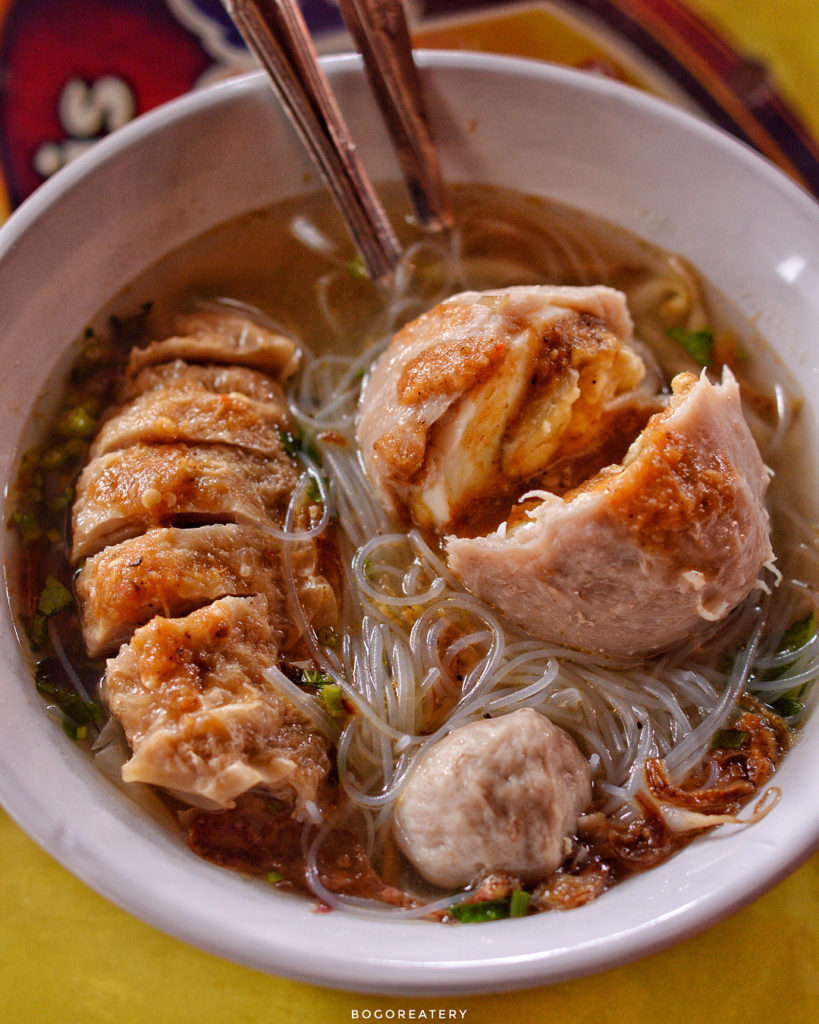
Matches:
[[1, 50, 818, 996]]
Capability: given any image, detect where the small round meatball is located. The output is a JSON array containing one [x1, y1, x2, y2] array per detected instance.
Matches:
[[393, 709, 592, 889]]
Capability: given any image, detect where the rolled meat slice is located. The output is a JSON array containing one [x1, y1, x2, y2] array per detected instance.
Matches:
[[71, 442, 300, 562], [88, 382, 292, 460], [75, 523, 336, 656], [104, 595, 330, 811], [120, 359, 289, 405], [126, 309, 300, 380]]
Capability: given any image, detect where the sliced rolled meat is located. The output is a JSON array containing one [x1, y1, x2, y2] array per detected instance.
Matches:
[[88, 382, 292, 460], [393, 709, 592, 888], [76, 523, 335, 657], [104, 595, 330, 811], [70, 309, 342, 823], [446, 369, 773, 656], [120, 359, 289, 404], [71, 442, 300, 562], [126, 309, 300, 379]]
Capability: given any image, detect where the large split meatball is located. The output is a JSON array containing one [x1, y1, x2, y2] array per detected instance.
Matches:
[[358, 285, 772, 657]]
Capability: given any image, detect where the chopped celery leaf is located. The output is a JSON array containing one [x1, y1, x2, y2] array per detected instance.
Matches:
[[772, 696, 804, 719], [278, 429, 302, 458], [302, 668, 335, 689], [321, 683, 345, 718], [36, 673, 100, 725]]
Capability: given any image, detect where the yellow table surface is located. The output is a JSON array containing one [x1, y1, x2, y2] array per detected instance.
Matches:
[[1, 2, 818, 1021]]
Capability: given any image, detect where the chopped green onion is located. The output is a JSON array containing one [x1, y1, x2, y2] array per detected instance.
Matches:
[[58, 405, 97, 439], [449, 899, 510, 923], [666, 326, 714, 367], [345, 255, 368, 280], [772, 696, 804, 719], [61, 720, 89, 742], [37, 575, 73, 617], [710, 728, 748, 750], [301, 668, 335, 689], [320, 683, 345, 718], [266, 870, 284, 884], [779, 611, 818, 655], [509, 889, 530, 917], [305, 478, 323, 503], [12, 508, 42, 543], [49, 486, 74, 512]]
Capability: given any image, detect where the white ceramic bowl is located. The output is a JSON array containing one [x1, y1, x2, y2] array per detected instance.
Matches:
[[1, 52, 818, 996]]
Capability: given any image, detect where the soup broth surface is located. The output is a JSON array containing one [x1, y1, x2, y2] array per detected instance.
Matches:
[[9, 183, 818, 921]]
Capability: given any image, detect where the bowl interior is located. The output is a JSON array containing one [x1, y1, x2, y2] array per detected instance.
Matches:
[[1, 53, 818, 995]]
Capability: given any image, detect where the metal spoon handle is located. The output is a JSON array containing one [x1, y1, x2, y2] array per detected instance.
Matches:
[[222, 0, 402, 285], [337, 0, 454, 232]]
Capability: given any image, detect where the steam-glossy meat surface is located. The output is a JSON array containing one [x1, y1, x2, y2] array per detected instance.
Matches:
[[89, 383, 292, 459], [121, 359, 289, 405], [104, 595, 330, 811], [393, 709, 592, 888]]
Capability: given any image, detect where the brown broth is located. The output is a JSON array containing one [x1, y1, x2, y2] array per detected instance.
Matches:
[[8, 181, 815, 917]]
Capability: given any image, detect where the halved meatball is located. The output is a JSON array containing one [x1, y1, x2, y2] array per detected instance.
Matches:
[[447, 369, 772, 656], [357, 284, 652, 532]]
